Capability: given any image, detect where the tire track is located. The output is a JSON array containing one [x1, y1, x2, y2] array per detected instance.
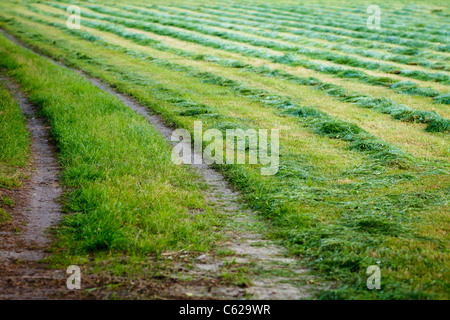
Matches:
[[0, 29, 323, 299], [0, 74, 68, 299]]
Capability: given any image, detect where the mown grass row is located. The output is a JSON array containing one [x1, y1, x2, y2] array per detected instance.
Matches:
[[217, 1, 450, 36], [1, 11, 448, 299], [157, 4, 450, 70], [129, 3, 450, 73], [73, 2, 450, 85], [22, 5, 450, 133], [162, 5, 449, 70], [27, 3, 450, 133], [45, 2, 450, 103], [284, 2, 450, 36], [3, 10, 416, 167], [0, 79, 30, 224], [198, 2, 450, 51], [187, 3, 450, 59], [0, 31, 220, 254]]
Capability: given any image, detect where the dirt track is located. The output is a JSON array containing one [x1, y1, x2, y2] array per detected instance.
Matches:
[[0, 74, 71, 299]]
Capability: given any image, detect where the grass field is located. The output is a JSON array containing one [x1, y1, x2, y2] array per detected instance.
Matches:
[[0, 0, 448, 300], [0, 79, 30, 224]]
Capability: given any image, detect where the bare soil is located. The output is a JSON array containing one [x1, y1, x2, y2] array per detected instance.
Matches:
[[0, 74, 69, 299]]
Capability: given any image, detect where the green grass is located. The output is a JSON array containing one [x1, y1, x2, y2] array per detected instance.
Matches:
[[0, 79, 28, 226], [61, 1, 449, 98], [148, 5, 449, 71], [0, 207, 12, 225], [0, 32, 221, 254], [196, 2, 450, 51], [10, 6, 450, 135], [0, 78, 30, 189], [1, 196, 14, 207], [94, 2, 450, 76], [0, 0, 448, 300], [7, 6, 447, 167]]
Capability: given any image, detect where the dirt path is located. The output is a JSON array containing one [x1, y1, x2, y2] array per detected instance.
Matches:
[[0, 74, 74, 299], [0, 29, 321, 299]]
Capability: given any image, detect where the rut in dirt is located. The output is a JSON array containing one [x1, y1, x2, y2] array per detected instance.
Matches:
[[0, 29, 322, 299], [0, 73, 72, 299]]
